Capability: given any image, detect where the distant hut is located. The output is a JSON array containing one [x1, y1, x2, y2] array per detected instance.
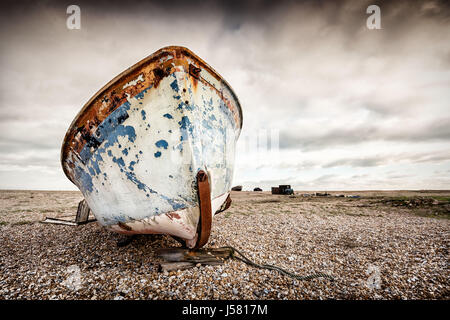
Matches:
[[253, 187, 262, 192], [271, 185, 294, 195], [231, 185, 243, 191]]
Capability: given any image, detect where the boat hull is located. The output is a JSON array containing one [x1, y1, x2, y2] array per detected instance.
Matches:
[[61, 46, 242, 246]]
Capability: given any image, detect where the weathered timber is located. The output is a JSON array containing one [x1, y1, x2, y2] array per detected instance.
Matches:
[[76, 199, 91, 223], [156, 247, 232, 271], [41, 199, 96, 226]]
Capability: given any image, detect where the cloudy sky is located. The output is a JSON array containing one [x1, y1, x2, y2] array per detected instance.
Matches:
[[0, 0, 449, 191]]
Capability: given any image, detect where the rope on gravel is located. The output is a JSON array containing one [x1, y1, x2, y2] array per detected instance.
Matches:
[[221, 246, 335, 282]]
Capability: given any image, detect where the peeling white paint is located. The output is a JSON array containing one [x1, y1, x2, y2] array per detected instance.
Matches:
[[122, 74, 144, 89]]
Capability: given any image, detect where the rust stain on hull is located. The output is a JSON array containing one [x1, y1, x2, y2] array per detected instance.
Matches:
[[166, 212, 182, 220]]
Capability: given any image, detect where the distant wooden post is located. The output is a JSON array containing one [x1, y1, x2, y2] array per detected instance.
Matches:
[[75, 199, 91, 223], [41, 199, 95, 226]]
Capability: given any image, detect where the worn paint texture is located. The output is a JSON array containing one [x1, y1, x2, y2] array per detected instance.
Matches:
[[61, 46, 242, 244]]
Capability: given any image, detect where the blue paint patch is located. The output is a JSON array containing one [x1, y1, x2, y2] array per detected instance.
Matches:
[[81, 102, 137, 164], [202, 119, 212, 130], [179, 116, 191, 130], [135, 92, 144, 99], [108, 126, 135, 148], [163, 113, 173, 119], [166, 199, 185, 210], [80, 101, 134, 159], [110, 150, 157, 195], [154, 151, 161, 158], [88, 166, 95, 176], [112, 156, 125, 167], [178, 116, 194, 143], [112, 212, 128, 223], [91, 153, 103, 175], [122, 149, 128, 156], [170, 79, 179, 92], [134, 85, 152, 100], [128, 161, 136, 171], [125, 171, 150, 191], [74, 166, 94, 193], [141, 110, 146, 120], [177, 101, 193, 111], [155, 140, 168, 149]]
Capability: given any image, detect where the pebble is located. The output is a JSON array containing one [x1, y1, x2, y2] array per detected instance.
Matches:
[[0, 190, 448, 300]]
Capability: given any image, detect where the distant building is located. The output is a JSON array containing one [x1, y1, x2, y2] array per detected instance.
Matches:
[[271, 185, 294, 195]]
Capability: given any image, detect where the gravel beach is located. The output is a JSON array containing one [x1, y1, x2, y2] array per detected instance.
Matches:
[[0, 190, 448, 300]]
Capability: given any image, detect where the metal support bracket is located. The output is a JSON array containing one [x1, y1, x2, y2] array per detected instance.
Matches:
[[194, 170, 212, 248]]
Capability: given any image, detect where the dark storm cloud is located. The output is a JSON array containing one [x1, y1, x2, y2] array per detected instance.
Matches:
[[324, 157, 386, 168], [322, 150, 450, 168], [280, 117, 450, 150]]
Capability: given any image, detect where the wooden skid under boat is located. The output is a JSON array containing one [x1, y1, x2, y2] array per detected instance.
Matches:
[[61, 46, 242, 248]]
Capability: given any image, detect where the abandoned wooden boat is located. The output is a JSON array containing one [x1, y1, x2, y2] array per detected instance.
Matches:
[[61, 46, 242, 248]]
